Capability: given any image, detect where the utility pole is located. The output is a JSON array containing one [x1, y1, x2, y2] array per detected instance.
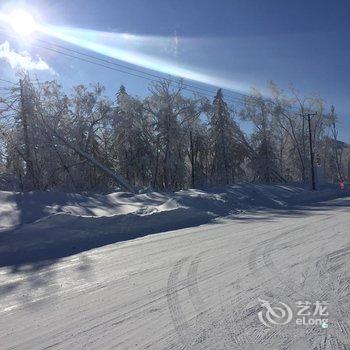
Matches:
[[301, 112, 317, 190]]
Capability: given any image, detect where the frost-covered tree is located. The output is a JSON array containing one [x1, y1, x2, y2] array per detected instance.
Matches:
[[241, 88, 279, 182], [0, 76, 345, 192], [144, 81, 188, 189], [208, 89, 246, 184], [112, 85, 154, 187]]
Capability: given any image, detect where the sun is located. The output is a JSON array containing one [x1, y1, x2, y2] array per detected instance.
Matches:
[[8, 10, 37, 37]]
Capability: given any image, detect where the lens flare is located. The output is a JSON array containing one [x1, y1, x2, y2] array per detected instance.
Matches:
[[8, 10, 37, 37], [41, 25, 248, 93], [0, 9, 249, 93]]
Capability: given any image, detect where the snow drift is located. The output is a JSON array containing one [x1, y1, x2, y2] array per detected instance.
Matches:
[[0, 183, 347, 268]]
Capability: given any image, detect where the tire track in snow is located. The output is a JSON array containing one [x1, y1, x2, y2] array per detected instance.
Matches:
[[186, 253, 209, 347], [252, 216, 334, 300], [167, 253, 232, 348], [318, 247, 350, 349], [166, 257, 193, 349], [261, 216, 347, 301], [186, 251, 231, 349], [252, 216, 350, 350], [244, 216, 345, 349]]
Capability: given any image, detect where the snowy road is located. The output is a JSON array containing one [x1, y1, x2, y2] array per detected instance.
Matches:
[[1, 197, 350, 349]]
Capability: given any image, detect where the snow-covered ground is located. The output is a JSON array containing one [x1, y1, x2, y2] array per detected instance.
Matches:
[[0, 184, 349, 349]]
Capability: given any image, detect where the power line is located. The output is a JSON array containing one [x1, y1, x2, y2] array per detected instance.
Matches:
[[0, 78, 18, 85], [2, 31, 310, 114], [34, 36, 248, 102], [36, 47, 248, 105], [337, 121, 350, 130], [0, 31, 345, 122], [0, 30, 249, 105]]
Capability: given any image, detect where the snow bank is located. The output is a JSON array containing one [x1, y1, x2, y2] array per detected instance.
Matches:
[[0, 190, 172, 228], [0, 183, 347, 230], [0, 184, 348, 267]]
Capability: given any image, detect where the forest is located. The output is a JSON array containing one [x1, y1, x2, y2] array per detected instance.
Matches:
[[0, 74, 347, 192]]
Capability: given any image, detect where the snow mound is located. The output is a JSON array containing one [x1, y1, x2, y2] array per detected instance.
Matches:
[[0, 184, 347, 230], [0, 183, 348, 267]]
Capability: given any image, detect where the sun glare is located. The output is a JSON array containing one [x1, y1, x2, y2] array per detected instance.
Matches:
[[0, 7, 247, 93], [8, 10, 37, 37]]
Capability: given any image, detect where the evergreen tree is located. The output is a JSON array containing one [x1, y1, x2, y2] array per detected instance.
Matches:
[[209, 89, 244, 184]]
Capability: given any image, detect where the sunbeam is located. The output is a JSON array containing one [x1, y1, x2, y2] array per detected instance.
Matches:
[[0, 9, 249, 93], [40, 25, 248, 93]]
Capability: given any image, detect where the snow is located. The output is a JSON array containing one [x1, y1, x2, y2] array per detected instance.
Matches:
[[0, 184, 345, 228], [0, 184, 349, 349]]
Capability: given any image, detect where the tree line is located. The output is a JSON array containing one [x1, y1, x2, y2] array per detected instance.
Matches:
[[0, 74, 348, 192]]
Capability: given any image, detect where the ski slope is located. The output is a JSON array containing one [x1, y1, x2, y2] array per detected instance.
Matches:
[[0, 187, 349, 349]]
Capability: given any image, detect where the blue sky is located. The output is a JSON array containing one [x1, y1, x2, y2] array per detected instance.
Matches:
[[0, 0, 350, 139]]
